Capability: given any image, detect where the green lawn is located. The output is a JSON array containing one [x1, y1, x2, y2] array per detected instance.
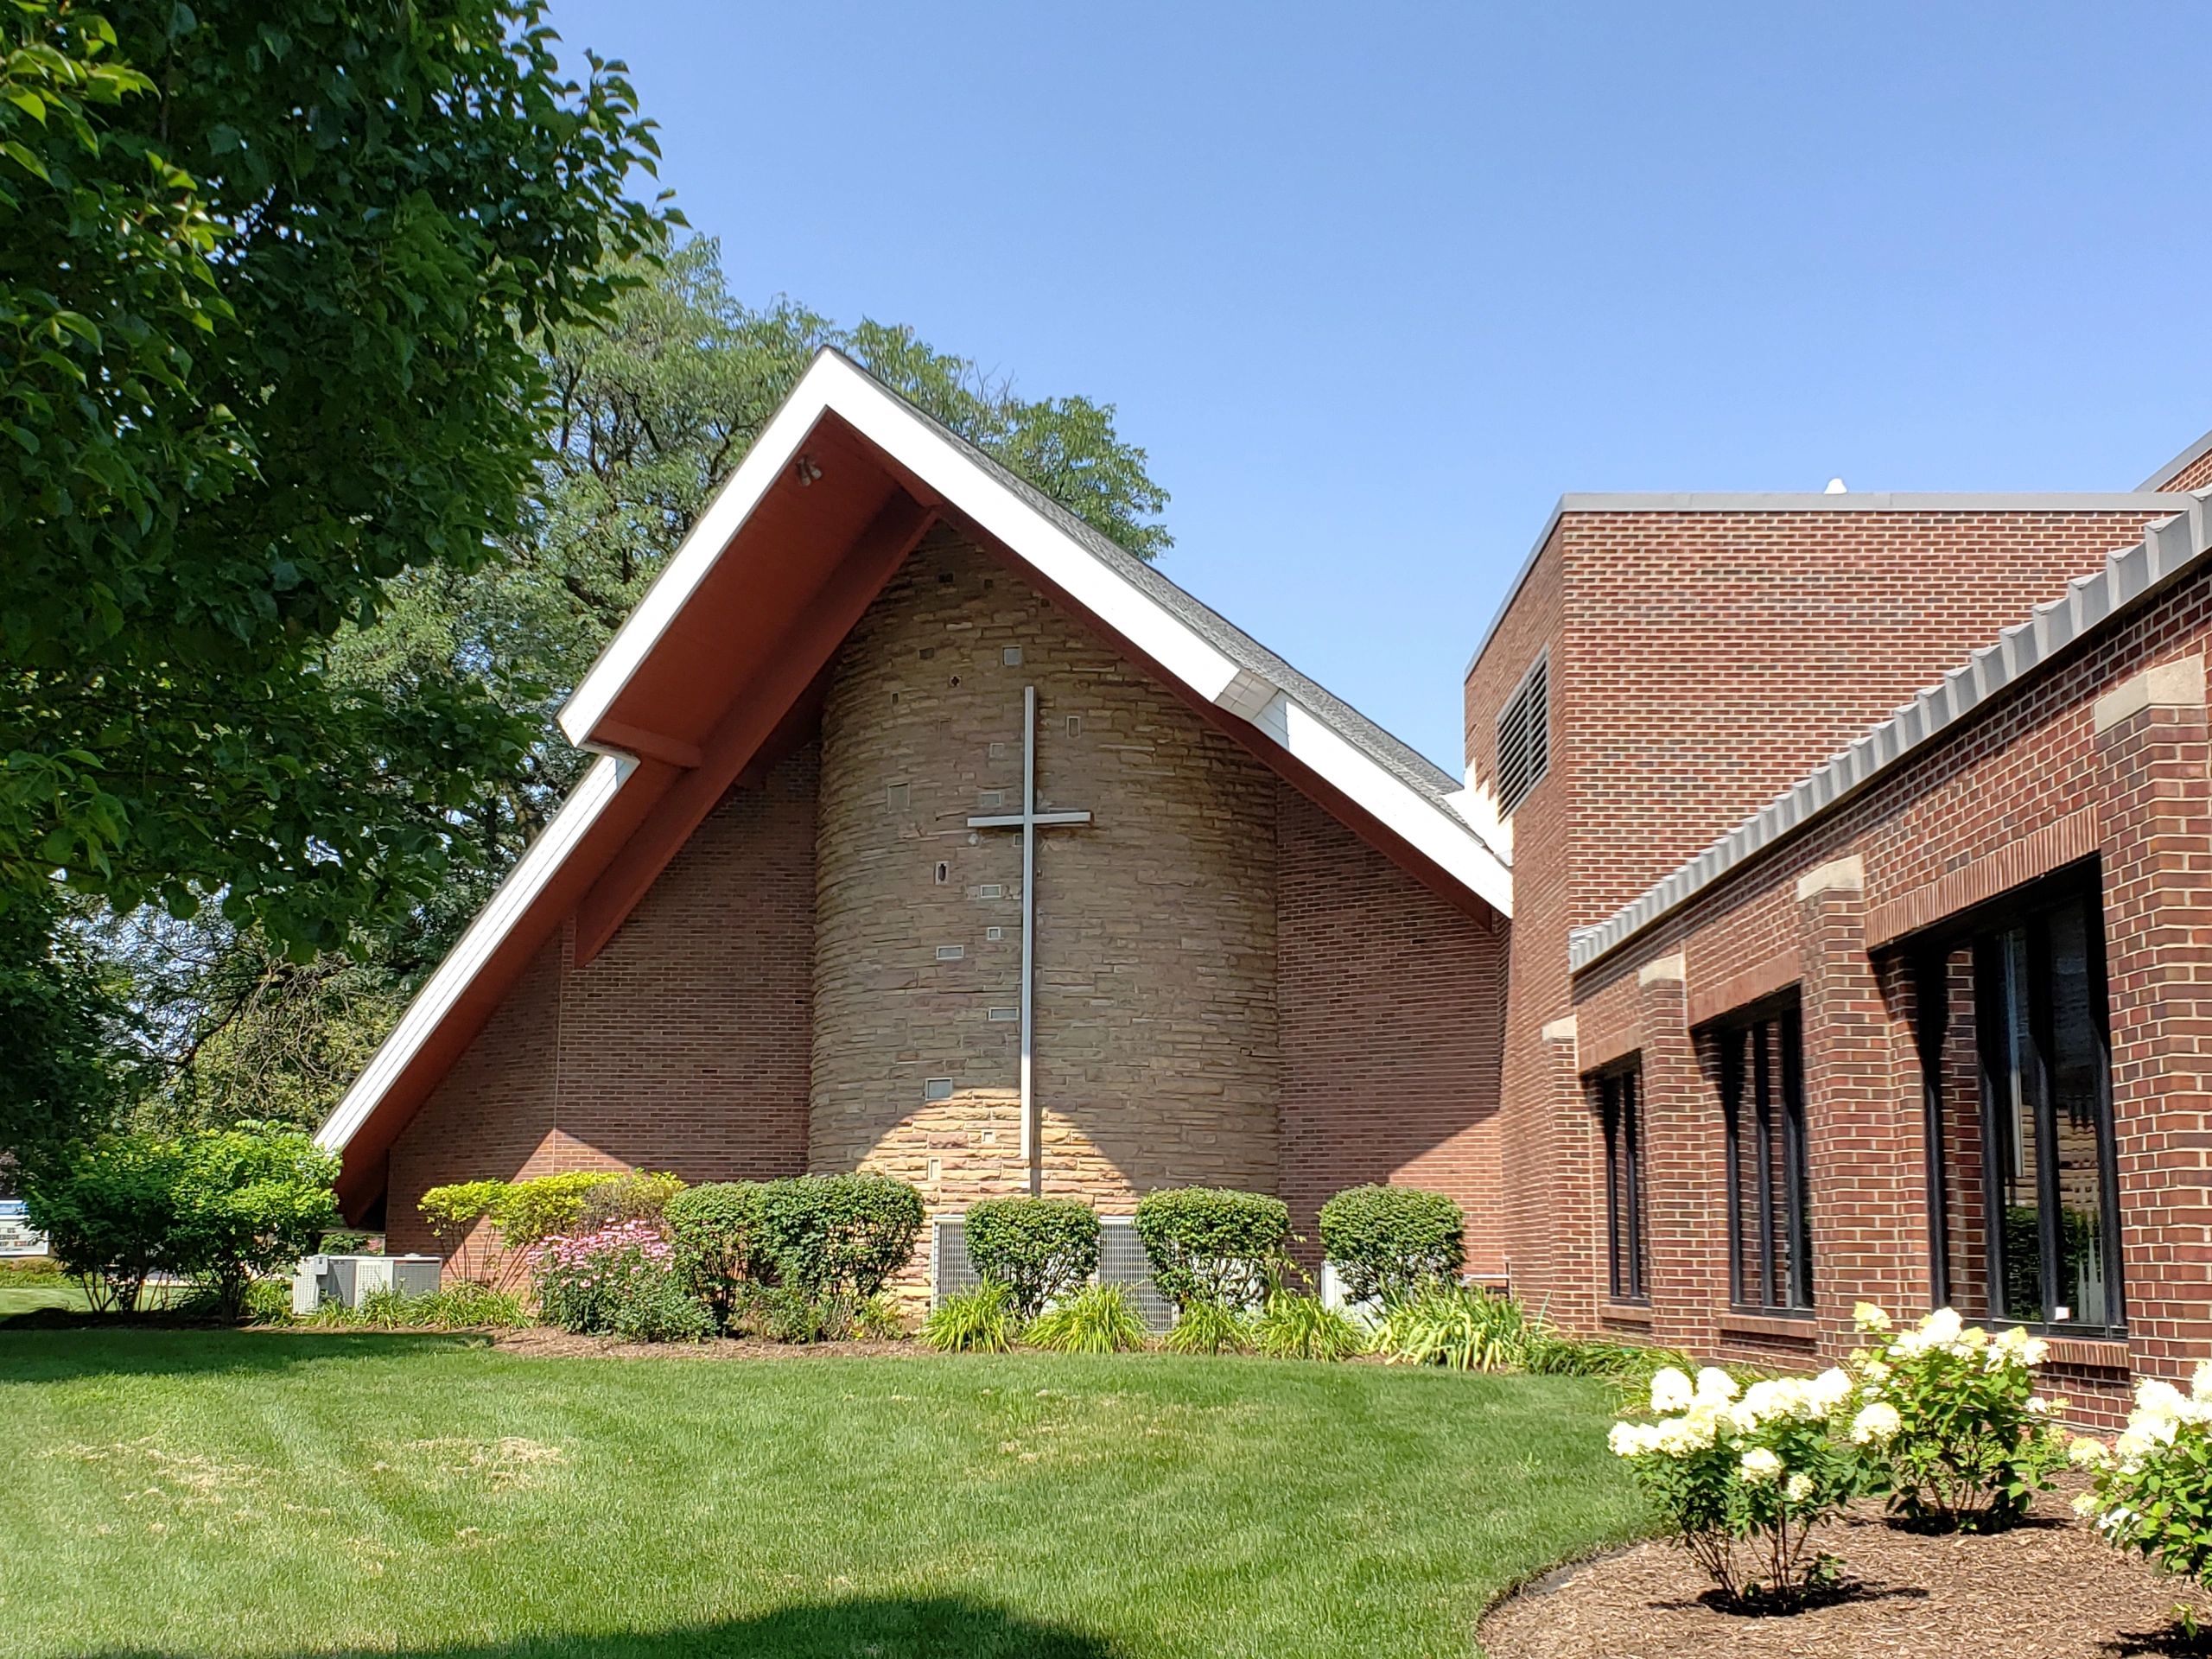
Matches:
[[0, 1330, 1643, 1659]]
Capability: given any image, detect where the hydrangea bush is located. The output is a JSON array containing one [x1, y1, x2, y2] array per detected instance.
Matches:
[[1609, 1364, 1866, 1607], [1846, 1303, 2068, 1530], [2075, 1365, 2212, 1588]]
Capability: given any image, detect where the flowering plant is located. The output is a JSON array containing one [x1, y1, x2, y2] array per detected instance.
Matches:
[[1845, 1303, 2068, 1531], [2075, 1366, 2212, 1587], [533, 1220, 707, 1341], [1609, 1363, 1866, 1607]]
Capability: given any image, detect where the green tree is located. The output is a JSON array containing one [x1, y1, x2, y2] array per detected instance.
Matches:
[[0, 0, 668, 957]]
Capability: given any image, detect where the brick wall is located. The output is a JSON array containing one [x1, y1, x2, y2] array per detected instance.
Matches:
[[1466, 505, 2180, 1323], [383, 744, 819, 1258], [2161, 447, 2212, 493], [810, 529, 1282, 1244], [1563, 558, 2212, 1425], [1276, 783, 1508, 1273]]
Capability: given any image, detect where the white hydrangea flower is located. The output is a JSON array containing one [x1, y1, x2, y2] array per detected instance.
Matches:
[[1807, 1367, 1853, 1414], [1738, 1446, 1782, 1484], [1921, 1307, 1963, 1347], [2021, 1336, 2049, 1366], [1853, 1301, 1891, 1333], [2072, 1491, 2102, 1518], [1609, 1421, 1653, 1458], [2137, 1379, 2186, 1422], [2069, 1435, 2110, 1468], [1784, 1471, 1815, 1503], [1694, 1366, 1740, 1403], [1850, 1401, 1903, 1445], [1649, 1367, 1694, 1414]]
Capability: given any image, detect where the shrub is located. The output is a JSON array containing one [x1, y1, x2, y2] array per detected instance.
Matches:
[[23, 1136, 182, 1313], [607, 1268, 715, 1344], [317, 1230, 376, 1255], [922, 1281, 1019, 1353], [420, 1171, 623, 1289], [664, 1182, 759, 1326], [1025, 1283, 1148, 1354], [854, 1294, 907, 1342], [1163, 1297, 1254, 1356], [1254, 1291, 1364, 1361], [1132, 1187, 1291, 1311], [168, 1124, 341, 1318], [27, 1124, 338, 1318], [1319, 1185, 1464, 1305], [1371, 1285, 1527, 1370], [1846, 1302, 2068, 1531], [963, 1197, 1100, 1319], [1610, 1363, 1867, 1610], [533, 1220, 680, 1336], [580, 1170, 688, 1230], [2077, 1367, 2212, 1586], [747, 1174, 924, 1300], [242, 1278, 295, 1324], [757, 1287, 855, 1344]]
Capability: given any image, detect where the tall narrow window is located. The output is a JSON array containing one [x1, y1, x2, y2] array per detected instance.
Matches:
[[1919, 874, 2121, 1332], [1719, 1000, 1813, 1313], [1599, 1066, 1647, 1302], [1494, 652, 1550, 813]]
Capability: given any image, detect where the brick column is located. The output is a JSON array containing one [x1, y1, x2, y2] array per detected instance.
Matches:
[[1540, 1014, 1601, 1327], [1795, 855, 1917, 1354], [1634, 954, 1722, 1356], [2094, 654, 2212, 1385]]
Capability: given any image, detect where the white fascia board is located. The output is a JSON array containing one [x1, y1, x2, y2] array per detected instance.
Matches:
[[315, 754, 636, 1153], [1259, 693, 1513, 915], [563, 353, 1243, 747]]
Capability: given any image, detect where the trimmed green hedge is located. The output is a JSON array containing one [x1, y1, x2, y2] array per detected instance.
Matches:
[[1319, 1185, 1465, 1304], [963, 1197, 1099, 1319], [664, 1182, 756, 1325], [747, 1173, 924, 1300], [1133, 1186, 1289, 1310]]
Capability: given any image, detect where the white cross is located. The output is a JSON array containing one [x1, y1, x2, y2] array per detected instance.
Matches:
[[968, 684, 1091, 1195]]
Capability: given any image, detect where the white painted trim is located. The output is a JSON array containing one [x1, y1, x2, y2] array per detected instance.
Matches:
[[315, 754, 636, 1153]]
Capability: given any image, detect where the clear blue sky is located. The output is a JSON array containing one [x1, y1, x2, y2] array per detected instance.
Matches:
[[547, 1, 2211, 772]]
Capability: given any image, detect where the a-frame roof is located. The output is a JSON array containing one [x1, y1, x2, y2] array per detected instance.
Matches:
[[316, 350, 1510, 1209]]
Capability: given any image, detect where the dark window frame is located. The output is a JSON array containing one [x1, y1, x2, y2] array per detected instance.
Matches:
[[1714, 994, 1815, 1316], [1597, 1062, 1648, 1304], [1907, 863, 2125, 1338], [1494, 650, 1550, 814]]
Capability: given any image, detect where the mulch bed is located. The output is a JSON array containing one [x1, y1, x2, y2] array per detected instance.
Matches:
[[1480, 1485, 2212, 1659], [492, 1329, 931, 1361]]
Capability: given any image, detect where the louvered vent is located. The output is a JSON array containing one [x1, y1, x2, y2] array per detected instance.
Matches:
[[933, 1217, 982, 1302], [1494, 652, 1551, 814], [1098, 1218, 1175, 1331]]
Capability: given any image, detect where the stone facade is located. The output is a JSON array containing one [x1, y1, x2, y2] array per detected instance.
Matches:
[[810, 529, 1282, 1235]]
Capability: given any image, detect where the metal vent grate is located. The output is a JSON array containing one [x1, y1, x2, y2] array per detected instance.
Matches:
[[1494, 651, 1550, 814], [933, 1217, 982, 1303], [1098, 1218, 1174, 1331]]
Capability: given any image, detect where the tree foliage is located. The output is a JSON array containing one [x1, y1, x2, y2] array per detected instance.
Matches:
[[0, 0, 667, 956]]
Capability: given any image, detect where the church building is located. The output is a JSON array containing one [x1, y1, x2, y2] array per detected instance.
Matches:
[[322, 353, 2212, 1416]]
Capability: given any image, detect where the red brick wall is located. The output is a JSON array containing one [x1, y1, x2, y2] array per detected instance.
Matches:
[[1467, 505, 2179, 1324], [1275, 782, 1507, 1274], [383, 744, 818, 1258], [2162, 448, 2212, 493], [1567, 556, 2212, 1426]]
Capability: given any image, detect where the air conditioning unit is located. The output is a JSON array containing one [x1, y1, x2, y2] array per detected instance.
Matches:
[[290, 1253, 442, 1315]]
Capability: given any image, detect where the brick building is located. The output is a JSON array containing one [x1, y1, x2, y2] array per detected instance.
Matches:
[[323, 353, 2212, 1392], [321, 352, 1511, 1296]]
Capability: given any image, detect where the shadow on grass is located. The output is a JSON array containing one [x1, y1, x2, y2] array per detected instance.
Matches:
[[81, 1599, 1121, 1658], [0, 1325, 488, 1382]]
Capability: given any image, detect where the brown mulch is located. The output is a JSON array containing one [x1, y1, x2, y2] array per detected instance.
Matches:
[[1480, 1487, 2212, 1659], [491, 1329, 931, 1361]]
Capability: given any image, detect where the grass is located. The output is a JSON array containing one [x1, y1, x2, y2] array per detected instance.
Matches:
[[0, 1328, 1643, 1659]]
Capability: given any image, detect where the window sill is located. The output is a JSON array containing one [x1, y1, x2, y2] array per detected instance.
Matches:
[[2037, 1335, 2132, 1371], [1719, 1310, 1819, 1343], [1601, 1300, 1654, 1325]]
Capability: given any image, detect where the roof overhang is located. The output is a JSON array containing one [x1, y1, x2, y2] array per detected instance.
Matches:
[[316, 351, 1511, 1212]]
